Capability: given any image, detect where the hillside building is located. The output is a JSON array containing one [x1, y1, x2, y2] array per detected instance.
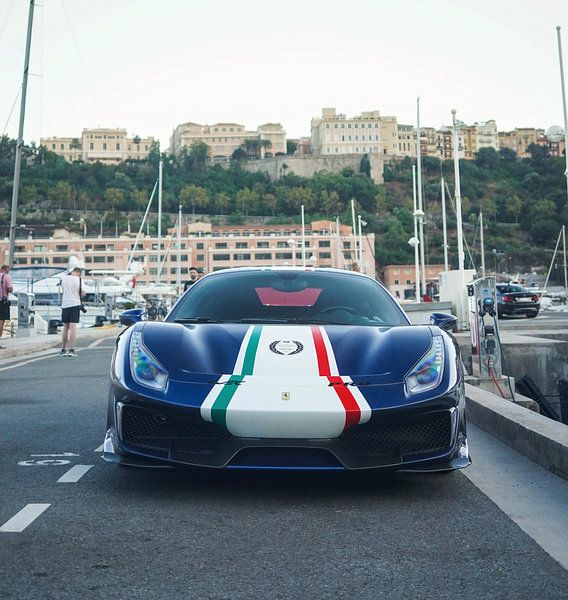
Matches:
[[40, 128, 154, 164]]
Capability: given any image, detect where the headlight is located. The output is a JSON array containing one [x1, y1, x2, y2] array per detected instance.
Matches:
[[129, 331, 168, 390], [405, 336, 444, 394]]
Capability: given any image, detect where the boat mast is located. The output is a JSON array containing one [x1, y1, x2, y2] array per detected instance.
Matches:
[[156, 159, 163, 284], [8, 0, 35, 268], [177, 203, 182, 295]]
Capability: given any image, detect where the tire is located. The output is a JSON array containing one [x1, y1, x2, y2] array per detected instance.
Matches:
[[526, 312, 538, 319]]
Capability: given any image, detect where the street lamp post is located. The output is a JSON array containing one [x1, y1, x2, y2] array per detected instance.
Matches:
[[412, 165, 421, 302], [452, 109, 467, 329]]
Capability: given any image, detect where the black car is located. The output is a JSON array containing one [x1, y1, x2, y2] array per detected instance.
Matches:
[[496, 284, 540, 318]]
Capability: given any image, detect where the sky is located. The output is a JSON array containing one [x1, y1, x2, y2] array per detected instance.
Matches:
[[0, 0, 566, 149]]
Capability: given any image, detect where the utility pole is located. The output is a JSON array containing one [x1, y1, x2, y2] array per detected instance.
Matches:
[[416, 98, 426, 296], [452, 109, 467, 329], [8, 0, 35, 268]]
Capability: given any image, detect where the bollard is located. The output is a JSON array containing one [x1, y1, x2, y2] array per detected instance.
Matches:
[[94, 315, 106, 328], [47, 319, 60, 335]]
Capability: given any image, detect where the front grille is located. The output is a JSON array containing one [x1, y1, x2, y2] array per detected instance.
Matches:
[[339, 411, 452, 458], [228, 447, 342, 469], [121, 405, 231, 454]]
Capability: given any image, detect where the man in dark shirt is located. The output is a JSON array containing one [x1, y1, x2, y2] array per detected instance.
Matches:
[[183, 267, 199, 292]]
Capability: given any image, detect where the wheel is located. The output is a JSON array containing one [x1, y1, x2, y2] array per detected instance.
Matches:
[[526, 312, 538, 319]]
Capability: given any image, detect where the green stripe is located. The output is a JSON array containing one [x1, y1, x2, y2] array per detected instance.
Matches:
[[241, 325, 262, 375], [210, 326, 262, 426], [211, 375, 244, 427]]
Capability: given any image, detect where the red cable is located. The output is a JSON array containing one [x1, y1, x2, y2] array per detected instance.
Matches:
[[489, 364, 508, 399]]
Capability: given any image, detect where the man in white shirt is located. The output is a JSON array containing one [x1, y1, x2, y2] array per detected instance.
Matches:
[[60, 267, 85, 357]]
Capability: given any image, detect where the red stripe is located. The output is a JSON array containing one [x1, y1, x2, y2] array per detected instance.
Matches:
[[311, 326, 361, 431], [311, 325, 331, 376]]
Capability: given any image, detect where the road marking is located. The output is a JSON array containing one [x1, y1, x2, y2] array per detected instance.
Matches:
[[57, 464, 93, 483], [0, 504, 50, 533], [30, 452, 79, 457], [0, 350, 60, 371], [18, 459, 71, 466], [94, 444, 104, 452], [87, 337, 108, 348]]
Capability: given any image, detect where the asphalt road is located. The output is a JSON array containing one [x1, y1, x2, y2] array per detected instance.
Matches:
[[1, 338, 568, 600]]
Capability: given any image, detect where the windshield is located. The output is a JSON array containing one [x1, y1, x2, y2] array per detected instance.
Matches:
[[168, 270, 408, 327]]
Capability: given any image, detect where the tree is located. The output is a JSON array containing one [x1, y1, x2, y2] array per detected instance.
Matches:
[[359, 154, 371, 177], [231, 147, 247, 161], [286, 140, 298, 155], [475, 147, 499, 170], [179, 184, 209, 215]]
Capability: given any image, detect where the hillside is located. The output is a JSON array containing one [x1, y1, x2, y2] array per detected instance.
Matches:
[[0, 136, 566, 277]]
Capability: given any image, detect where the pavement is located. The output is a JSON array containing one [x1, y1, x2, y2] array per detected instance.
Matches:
[[0, 325, 119, 359], [1, 321, 567, 481]]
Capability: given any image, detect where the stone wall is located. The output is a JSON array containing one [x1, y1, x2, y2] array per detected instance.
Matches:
[[240, 153, 384, 184]]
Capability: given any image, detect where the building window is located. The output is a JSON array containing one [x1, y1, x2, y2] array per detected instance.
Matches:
[[196, 243, 204, 249], [236, 242, 248, 249], [60, 144, 64, 150], [103, 143, 107, 150], [256, 241, 269, 248], [319, 252, 331, 259], [275, 252, 292, 260], [255, 253, 272, 260], [196, 254, 204, 261], [55, 244, 69, 252], [116, 143, 120, 150], [89, 143, 94, 150], [276, 241, 288, 248], [215, 242, 228, 249], [318, 240, 331, 247], [343, 242, 351, 249], [233, 253, 251, 260], [93, 256, 105, 263], [394, 279, 399, 285], [406, 280, 411, 285], [213, 254, 230, 261]]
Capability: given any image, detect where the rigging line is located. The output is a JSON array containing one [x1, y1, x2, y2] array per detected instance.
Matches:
[[58, 0, 103, 124], [444, 181, 477, 272], [2, 89, 21, 136], [0, 0, 17, 45]]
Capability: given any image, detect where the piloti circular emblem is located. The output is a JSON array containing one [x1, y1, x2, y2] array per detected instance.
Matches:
[[269, 340, 304, 355]]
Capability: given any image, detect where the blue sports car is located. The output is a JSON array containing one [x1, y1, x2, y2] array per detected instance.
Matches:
[[103, 268, 470, 472]]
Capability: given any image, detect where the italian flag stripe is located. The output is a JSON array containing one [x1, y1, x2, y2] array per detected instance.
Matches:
[[311, 325, 361, 431], [210, 325, 262, 426]]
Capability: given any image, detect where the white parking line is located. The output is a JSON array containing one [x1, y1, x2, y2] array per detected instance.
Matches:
[[57, 465, 93, 483], [94, 443, 104, 452], [0, 504, 51, 533]]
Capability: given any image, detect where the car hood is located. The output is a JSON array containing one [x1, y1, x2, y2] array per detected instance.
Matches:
[[140, 322, 434, 385]]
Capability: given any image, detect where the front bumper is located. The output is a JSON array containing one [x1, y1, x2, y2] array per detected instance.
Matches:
[[103, 384, 470, 472]]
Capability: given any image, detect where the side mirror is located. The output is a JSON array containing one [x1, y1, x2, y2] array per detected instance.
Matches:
[[430, 312, 457, 332], [119, 308, 146, 328]]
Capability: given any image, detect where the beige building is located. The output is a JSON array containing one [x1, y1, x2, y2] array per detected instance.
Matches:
[[2, 220, 376, 285], [41, 128, 155, 164], [381, 264, 447, 300], [311, 108, 397, 158], [498, 127, 546, 158], [169, 121, 286, 162]]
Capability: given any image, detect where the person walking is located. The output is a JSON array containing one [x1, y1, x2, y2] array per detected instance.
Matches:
[[0, 264, 14, 342], [60, 267, 85, 357]]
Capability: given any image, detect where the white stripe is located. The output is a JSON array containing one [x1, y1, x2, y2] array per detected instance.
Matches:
[[232, 325, 255, 374], [57, 464, 93, 483], [319, 326, 339, 375], [0, 504, 50, 533], [94, 444, 104, 452]]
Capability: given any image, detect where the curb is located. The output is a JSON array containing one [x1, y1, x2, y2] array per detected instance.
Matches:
[[0, 327, 118, 360], [466, 383, 568, 480]]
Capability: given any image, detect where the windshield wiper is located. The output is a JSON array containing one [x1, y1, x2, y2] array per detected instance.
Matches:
[[174, 317, 223, 323]]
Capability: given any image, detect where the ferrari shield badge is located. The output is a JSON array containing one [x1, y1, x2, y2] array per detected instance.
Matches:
[[281, 392, 291, 401]]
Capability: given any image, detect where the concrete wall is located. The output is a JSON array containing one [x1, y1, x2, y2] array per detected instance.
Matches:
[[240, 154, 384, 184]]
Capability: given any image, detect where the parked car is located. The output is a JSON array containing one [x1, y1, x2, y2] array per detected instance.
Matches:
[[496, 283, 540, 318], [103, 267, 469, 473]]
